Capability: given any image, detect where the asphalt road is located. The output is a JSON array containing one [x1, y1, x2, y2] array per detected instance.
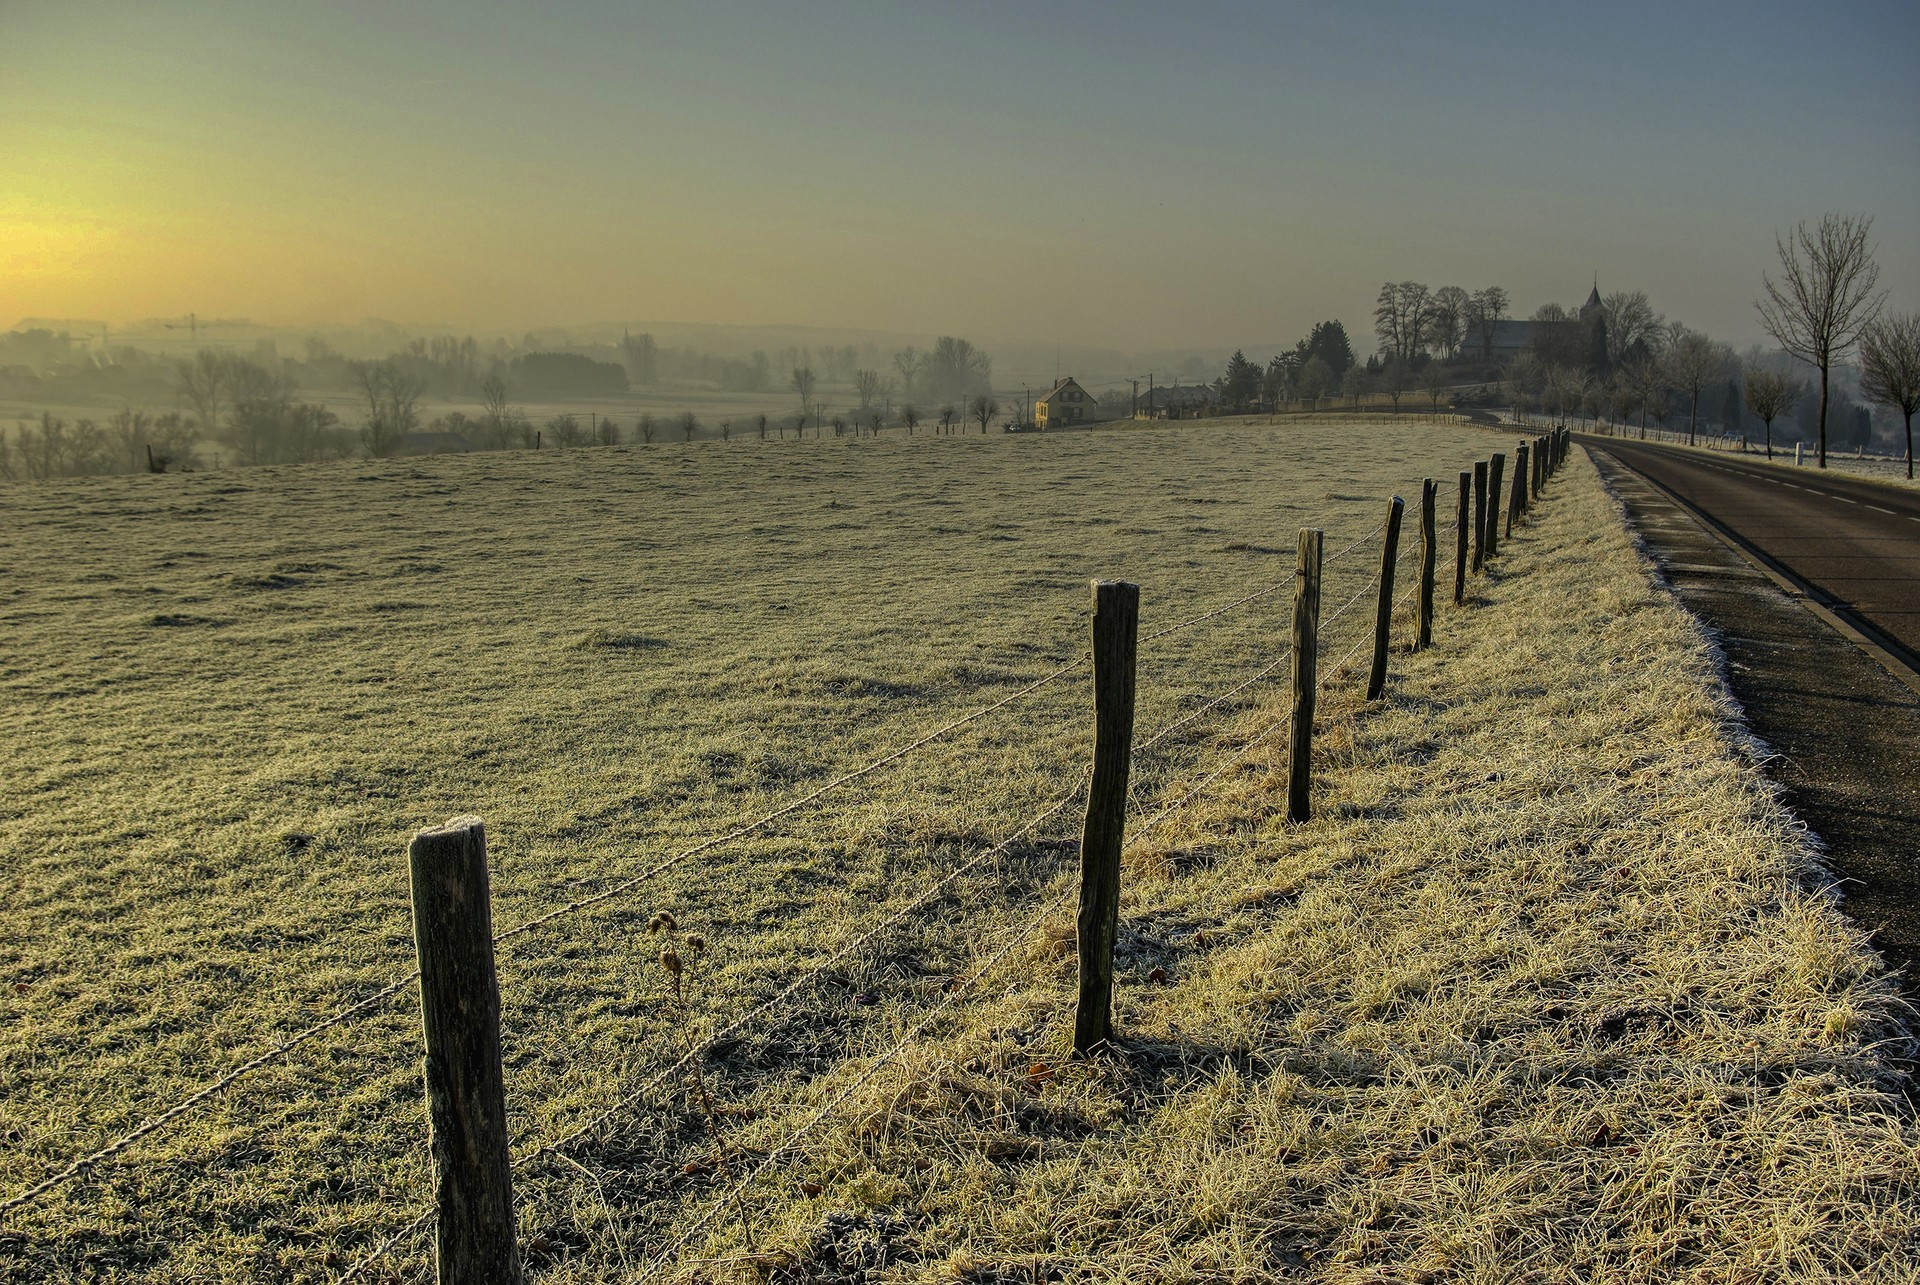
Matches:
[[1585, 440, 1920, 998], [1584, 437, 1920, 665]]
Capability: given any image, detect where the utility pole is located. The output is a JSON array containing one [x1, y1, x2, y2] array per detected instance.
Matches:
[[1131, 378, 1138, 418]]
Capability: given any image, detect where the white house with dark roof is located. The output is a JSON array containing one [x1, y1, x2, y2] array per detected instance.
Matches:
[[1034, 376, 1093, 429]]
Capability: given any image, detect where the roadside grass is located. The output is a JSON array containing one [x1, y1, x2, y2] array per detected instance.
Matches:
[[1, 416, 1488, 1281], [592, 448, 1920, 1283]]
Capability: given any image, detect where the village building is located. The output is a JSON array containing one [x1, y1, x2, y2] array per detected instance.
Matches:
[[1033, 376, 1094, 429], [1467, 283, 1608, 372], [1133, 383, 1215, 420]]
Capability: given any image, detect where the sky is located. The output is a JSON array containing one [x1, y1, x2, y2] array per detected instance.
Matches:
[[4, 0, 1917, 355]]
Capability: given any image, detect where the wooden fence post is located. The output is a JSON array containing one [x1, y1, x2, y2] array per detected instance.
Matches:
[[1453, 471, 1470, 604], [1508, 443, 1528, 536], [1073, 580, 1138, 1056], [1287, 529, 1322, 822], [1485, 454, 1505, 559], [409, 817, 523, 1285], [1471, 461, 1488, 573], [1366, 497, 1404, 700], [1417, 479, 1436, 650]]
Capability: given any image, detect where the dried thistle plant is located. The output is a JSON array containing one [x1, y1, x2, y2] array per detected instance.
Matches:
[[649, 910, 754, 1250]]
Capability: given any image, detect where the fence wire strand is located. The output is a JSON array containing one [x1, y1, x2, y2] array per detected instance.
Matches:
[[1, 651, 1090, 1221], [336, 768, 1094, 1281], [628, 885, 1076, 1284], [1138, 581, 1285, 645]]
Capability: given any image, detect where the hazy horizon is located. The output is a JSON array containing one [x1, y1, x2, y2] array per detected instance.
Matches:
[[7, 0, 1918, 354]]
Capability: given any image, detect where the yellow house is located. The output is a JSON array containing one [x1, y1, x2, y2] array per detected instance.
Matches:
[[1034, 376, 1093, 429]]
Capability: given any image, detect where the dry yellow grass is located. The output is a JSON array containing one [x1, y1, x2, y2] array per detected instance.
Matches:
[[2, 423, 1914, 1281], [613, 447, 1920, 1284]]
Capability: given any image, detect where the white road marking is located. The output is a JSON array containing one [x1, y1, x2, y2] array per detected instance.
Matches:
[[1867, 506, 1895, 515]]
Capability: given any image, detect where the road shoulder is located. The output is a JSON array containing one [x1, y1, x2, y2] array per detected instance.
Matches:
[[1589, 444, 1920, 992]]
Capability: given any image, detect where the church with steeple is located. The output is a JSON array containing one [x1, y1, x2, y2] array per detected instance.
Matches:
[[1469, 280, 1609, 373]]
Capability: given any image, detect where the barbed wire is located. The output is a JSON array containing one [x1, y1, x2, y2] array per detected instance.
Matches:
[[1318, 574, 1379, 636], [1127, 698, 1298, 847], [1138, 581, 1287, 646], [337, 1206, 435, 1285], [492, 651, 1091, 953], [627, 884, 1077, 1284], [1, 652, 1090, 1222], [527, 769, 1091, 1164], [334, 769, 1093, 1281], [1134, 645, 1295, 757], [0, 972, 420, 1220], [1323, 520, 1388, 568]]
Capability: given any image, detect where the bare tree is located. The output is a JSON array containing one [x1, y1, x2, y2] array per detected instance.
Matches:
[[926, 337, 993, 405], [1620, 357, 1665, 438], [1420, 363, 1448, 412], [620, 331, 658, 385], [1601, 290, 1661, 366], [1467, 286, 1509, 362], [866, 409, 883, 437], [1504, 354, 1541, 424], [1742, 365, 1801, 461], [545, 413, 584, 448], [891, 347, 922, 399], [107, 407, 153, 473], [900, 403, 920, 435], [852, 368, 883, 412], [175, 350, 232, 440], [790, 366, 816, 416], [829, 413, 846, 438], [1859, 313, 1920, 478], [1380, 358, 1411, 410], [637, 412, 657, 443], [1662, 329, 1727, 446], [1373, 282, 1434, 362], [938, 404, 957, 434], [1430, 286, 1469, 360], [755, 413, 769, 440], [969, 395, 997, 433], [351, 358, 425, 457], [1757, 213, 1885, 468], [718, 417, 732, 442], [679, 410, 700, 442]]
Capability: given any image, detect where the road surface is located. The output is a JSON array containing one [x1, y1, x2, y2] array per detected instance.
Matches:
[[1585, 439, 1920, 995], [1583, 437, 1920, 667]]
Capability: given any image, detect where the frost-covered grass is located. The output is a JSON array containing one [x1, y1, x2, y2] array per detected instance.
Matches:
[[1, 424, 1912, 1281]]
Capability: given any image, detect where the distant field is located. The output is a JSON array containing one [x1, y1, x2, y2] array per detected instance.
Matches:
[[1, 417, 1496, 1279], [3, 383, 938, 450]]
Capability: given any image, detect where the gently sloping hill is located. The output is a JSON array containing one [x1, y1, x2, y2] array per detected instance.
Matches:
[[620, 448, 1920, 1284]]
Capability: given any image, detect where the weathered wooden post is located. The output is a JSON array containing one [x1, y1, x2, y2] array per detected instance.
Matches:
[[1367, 497, 1404, 700], [1471, 461, 1488, 573], [1453, 471, 1470, 604], [1417, 479, 1436, 650], [1535, 436, 1547, 496], [1508, 443, 1528, 536], [1485, 454, 1505, 558], [409, 817, 523, 1285], [1073, 580, 1138, 1056], [1287, 530, 1322, 823]]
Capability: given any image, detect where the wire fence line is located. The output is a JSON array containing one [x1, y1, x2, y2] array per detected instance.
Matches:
[[627, 883, 1079, 1285], [334, 774, 1105, 1279], [0, 648, 1091, 1220], [7, 432, 1575, 1279]]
